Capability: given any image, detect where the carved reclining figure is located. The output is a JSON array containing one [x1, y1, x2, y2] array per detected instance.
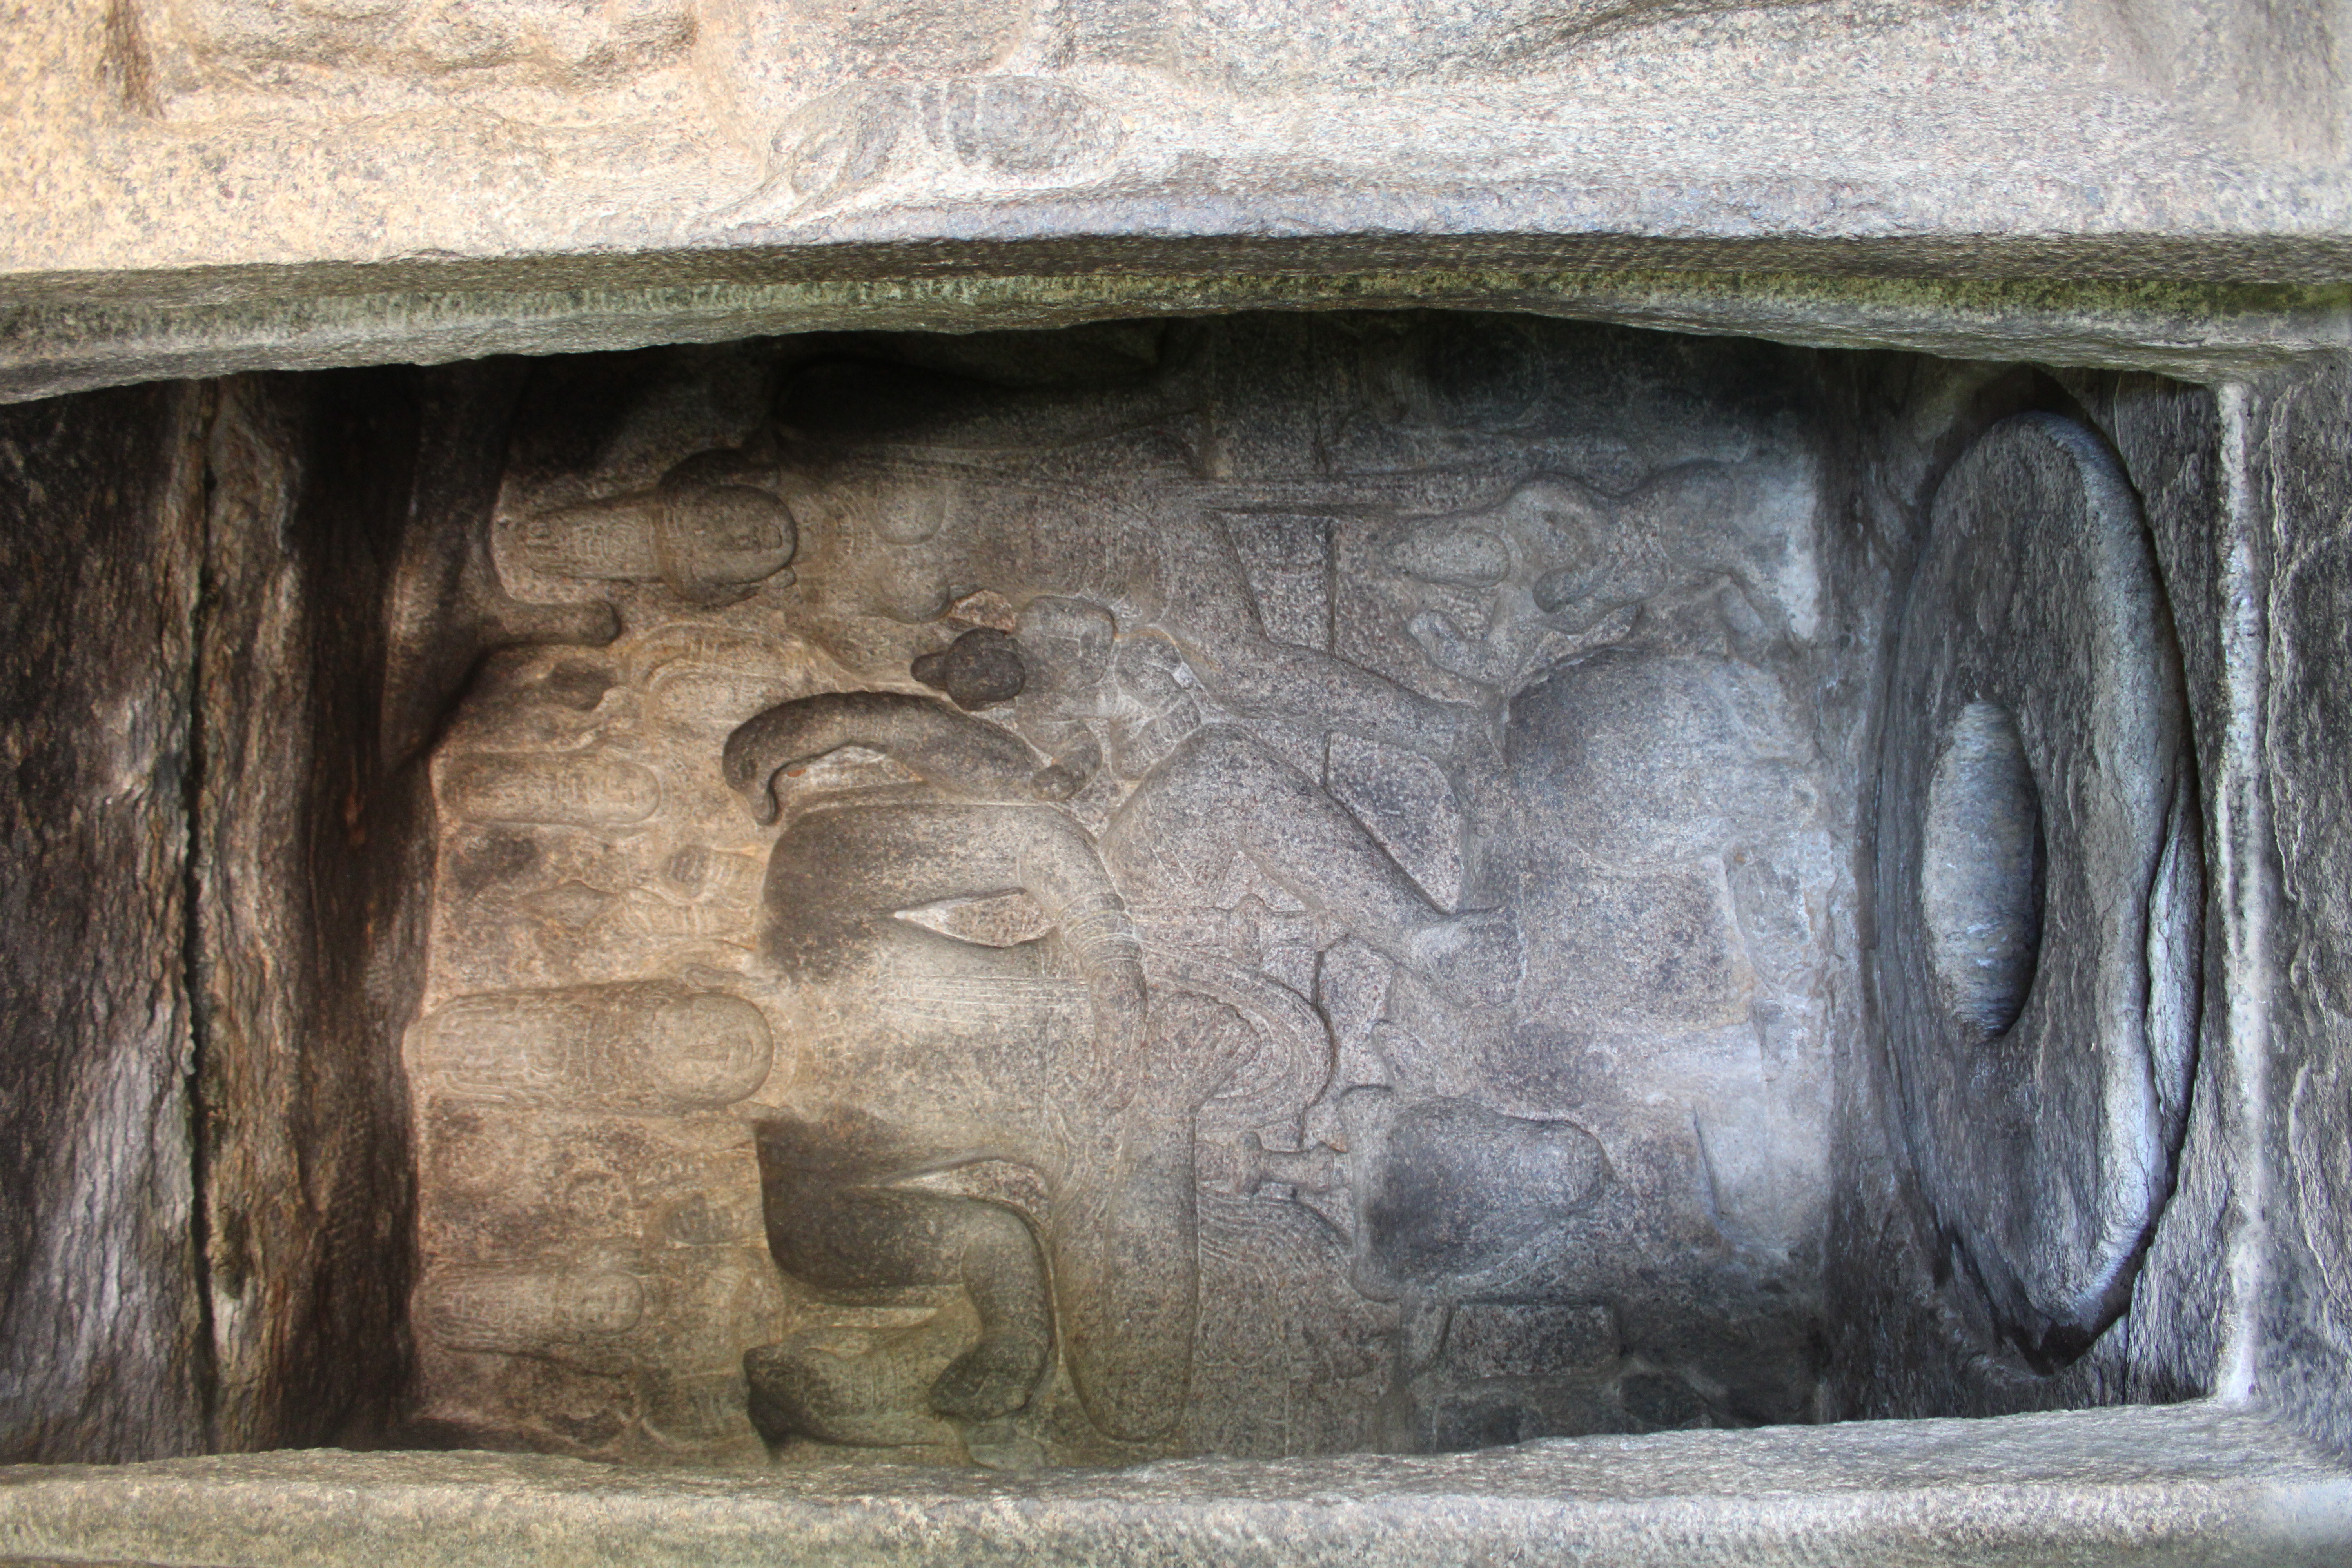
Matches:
[[726, 690, 1241, 1448]]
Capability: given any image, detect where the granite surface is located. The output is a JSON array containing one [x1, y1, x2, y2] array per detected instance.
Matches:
[[0, 382, 207, 1463], [0, 1403, 2345, 1567], [396, 316, 1846, 1466], [3, 2, 2350, 396]]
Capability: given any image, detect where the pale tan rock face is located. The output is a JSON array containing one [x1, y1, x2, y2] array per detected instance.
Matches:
[[397, 315, 1846, 1466], [3, 2, 2348, 399], [0, 7, 2347, 1563]]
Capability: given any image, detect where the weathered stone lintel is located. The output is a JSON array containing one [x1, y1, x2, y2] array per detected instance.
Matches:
[[6, 266, 2350, 406], [0, 1404, 2346, 1568]]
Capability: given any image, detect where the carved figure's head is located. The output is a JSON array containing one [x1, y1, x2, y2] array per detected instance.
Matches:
[[913, 627, 1026, 710], [1014, 597, 1115, 700]]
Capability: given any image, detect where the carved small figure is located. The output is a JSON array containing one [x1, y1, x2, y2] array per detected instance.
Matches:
[[1003, 597, 1524, 1011], [506, 449, 799, 606], [1388, 462, 1815, 690]]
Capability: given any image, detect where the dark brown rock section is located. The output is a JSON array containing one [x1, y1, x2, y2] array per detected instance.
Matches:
[[0, 368, 448, 1460], [0, 381, 207, 1461], [188, 371, 436, 1452]]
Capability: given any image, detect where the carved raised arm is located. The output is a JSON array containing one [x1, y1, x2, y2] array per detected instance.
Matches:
[[722, 690, 1070, 823]]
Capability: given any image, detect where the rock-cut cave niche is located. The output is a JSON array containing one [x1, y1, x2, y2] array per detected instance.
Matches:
[[392, 314, 2201, 1469]]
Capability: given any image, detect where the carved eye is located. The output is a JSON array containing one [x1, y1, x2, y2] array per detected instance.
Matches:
[[894, 891, 1056, 948]]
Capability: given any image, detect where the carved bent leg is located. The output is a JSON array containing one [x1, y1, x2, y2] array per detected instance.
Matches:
[[1104, 725, 1521, 1008], [1050, 1108, 1198, 1443], [1050, 991, 1254, 1443], [752, 1116, 1054, 1430]]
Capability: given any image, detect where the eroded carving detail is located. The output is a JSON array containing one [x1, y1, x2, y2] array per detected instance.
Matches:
[[415, 981, 774, 1113], [407, 316, 1842, 1466]]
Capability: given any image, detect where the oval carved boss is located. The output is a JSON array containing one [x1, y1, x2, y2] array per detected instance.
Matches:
[[1875, 412, 2202, 1370]]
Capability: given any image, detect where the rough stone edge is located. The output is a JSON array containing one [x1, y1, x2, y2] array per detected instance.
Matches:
[[5, 270, 2349, 405], [2211, 377, 2281, 1417], [1, 1404, 2347, 1568]]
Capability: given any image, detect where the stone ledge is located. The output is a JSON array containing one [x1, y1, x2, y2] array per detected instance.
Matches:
[[5, 267, 2349, 406], [2, 1403, 2346, 1567]]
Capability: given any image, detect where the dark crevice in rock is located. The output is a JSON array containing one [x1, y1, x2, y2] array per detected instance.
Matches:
[[182, 382, 221, 1450]]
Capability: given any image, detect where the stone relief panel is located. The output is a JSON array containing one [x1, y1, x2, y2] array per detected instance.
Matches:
[[405, 315, 1843, 1467], [119, 2, 2200, 225], [140, 0, 1962, 107]]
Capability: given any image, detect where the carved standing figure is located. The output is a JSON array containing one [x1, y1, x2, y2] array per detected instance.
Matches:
[[993, 598, 1523, 1011], [767, 350, 1495, 775]]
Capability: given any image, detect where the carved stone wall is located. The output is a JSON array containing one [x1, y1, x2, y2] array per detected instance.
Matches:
[[399, 316, 1853, 1465], [0, 313, 2292, 1486]]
